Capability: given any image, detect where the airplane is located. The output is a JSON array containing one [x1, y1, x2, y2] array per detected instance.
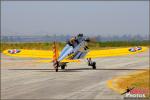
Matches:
[[3, 34, 147, 72], [52, 33, 96, 72]]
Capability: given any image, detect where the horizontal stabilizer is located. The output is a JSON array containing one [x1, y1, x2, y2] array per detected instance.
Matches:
[[60, 59, 81, 63], [37, 60, 52, 63], [37, 59, 80, 63]]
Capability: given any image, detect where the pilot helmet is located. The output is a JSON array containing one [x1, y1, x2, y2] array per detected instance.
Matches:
[[70, 37, 75, 42]]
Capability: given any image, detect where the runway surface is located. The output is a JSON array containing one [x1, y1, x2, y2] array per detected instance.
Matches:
[[1, 51, 149, 99]]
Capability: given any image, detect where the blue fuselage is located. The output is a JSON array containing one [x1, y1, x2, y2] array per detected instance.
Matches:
[[58, 36, 89, 61]]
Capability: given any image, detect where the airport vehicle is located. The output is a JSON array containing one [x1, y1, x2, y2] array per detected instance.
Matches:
[[52, 33, 96, 72]]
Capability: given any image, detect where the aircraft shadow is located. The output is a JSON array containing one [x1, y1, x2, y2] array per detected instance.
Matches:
[[8, 68, 81, 72], [68, 68, 147, 70], [8, 68, 147, 72]]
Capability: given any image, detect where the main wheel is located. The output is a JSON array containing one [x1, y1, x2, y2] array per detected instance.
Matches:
[[55, 68, 58, 72], [92, 65, 96, 69], [61, 65, 65, 69], [88, 62, 90, 66], [92, 62, 96, 69]]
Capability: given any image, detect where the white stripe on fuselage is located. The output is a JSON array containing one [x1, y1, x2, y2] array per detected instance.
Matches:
[[58, 39, 88, 61], [58, 46, 73, 61], [60, 44, 70, 57]]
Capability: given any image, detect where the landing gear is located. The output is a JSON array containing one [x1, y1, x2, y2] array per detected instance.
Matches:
[[60, 63, 67, 70], [92, 62, 96, 69], [55, 67, 58, 72], [53, 61, 67, 72], [87, 58, 96, 69], [61, 65, 65, 69]]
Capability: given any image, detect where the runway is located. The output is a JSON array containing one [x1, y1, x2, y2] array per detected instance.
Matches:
[[1, 51, 149, 99]]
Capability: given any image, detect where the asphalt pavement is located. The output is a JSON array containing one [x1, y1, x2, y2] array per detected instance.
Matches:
[[1, 51, 149, 99]]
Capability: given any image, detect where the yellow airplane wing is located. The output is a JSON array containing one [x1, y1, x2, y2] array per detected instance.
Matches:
[[2, 49, 57, 58], [2, 49, 80, 63], [2, 47, 148, 59], [85, 47, 148, 58]]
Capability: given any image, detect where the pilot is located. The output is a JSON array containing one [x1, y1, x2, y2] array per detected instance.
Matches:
[[70, 37, 75, 44], [67, 36, 79, 48], [74, 37, 79, 44], [66, 37, 75, 47]]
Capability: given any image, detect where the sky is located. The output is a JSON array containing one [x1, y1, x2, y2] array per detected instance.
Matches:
[[1, 1, 149, 36]]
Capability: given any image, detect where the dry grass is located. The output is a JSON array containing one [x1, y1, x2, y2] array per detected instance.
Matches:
[[108, 70, 150, 97], [117, 70, 149, 90]]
